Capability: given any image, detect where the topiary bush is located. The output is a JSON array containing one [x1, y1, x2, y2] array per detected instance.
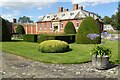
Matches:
[[64, 21, 76, 34], [23, 34, 38, 42], [16, 25, 25, 34], [0, 17, 11, 41], [38, 40, 69, 53], [37, 34, 75, 43], [76, 17, 101, 44], [37, 34, 55, 43]]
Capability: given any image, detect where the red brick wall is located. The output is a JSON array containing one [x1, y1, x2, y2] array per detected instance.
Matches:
[[13, 19, 103, 34], [37, 21, 52, 33], [60, 19, 82, 32], [13, 23, 36, 34]]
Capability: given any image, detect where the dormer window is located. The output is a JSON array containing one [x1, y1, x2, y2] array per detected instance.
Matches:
[[70, 13, 74, 16], [47, 16, 50, 18], [62, 14, 65, 17]]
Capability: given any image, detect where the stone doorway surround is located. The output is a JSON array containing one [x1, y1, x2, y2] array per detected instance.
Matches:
[[52, 20, 60, 32]]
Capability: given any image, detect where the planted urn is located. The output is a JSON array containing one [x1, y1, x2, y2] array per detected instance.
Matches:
[[91, 45, 112, 70]]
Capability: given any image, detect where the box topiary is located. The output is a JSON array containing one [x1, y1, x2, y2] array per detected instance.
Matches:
[[23, 34, 37, 42], [76, 17, 101, 44], [38, 40, 69, 53], [37, 34, 75, 43], [37, 34, 55, 43], [16, 25, 25, 34], [1, 17, 11, 41], [64, 21, 76, 34]]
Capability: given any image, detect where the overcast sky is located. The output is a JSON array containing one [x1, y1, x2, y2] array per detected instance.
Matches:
[[0, 0, 119, 22]]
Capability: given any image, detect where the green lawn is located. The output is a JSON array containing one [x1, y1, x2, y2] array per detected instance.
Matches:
[[1, 40, 119, 64]]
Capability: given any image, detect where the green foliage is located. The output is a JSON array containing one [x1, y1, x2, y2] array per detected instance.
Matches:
[[2, 40, 119, 64], [76, 17, 101, 44], [38, 40, 69, 53], [23, 34, 37, 42], [37, 34, 75, 43], [117, 12, 120, 30], [103, 16, 112, 24], [37, 34, 55, 43], [16, 25, 25, 34], [91, 45, 112, 57], [64, 21, 76, 34], [18, 16, 33, 23], [0, 17, 11, 41]]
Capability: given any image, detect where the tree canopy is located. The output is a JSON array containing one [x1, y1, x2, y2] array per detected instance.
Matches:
[[103, 16, 112, 24], [18, 16, 34, 23]]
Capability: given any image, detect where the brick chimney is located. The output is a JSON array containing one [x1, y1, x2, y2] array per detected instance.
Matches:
[[13, 18, 16, 23], [58, 7, 63, 12], [73, 4, 78, 10], [64, 9, 69, 12], [79, 6, 83, 10]]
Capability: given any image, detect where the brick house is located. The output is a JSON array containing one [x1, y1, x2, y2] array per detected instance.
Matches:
[[13, 4, 103, 34]]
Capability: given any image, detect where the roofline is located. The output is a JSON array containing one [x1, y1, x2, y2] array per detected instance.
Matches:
[[37, 18, 84, 23]]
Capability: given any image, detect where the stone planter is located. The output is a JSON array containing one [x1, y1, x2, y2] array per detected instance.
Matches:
[[92, 55, 109, 70]]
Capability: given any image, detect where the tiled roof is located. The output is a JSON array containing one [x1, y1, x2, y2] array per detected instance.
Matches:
[[37, 9, 102, 22]]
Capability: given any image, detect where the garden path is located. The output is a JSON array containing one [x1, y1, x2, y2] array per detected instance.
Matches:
[[1, 53, 119, 79]]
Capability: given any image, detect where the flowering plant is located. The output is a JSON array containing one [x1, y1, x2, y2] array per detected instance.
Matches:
[[101, 32, 109, 39], [87, 33, 100, 40]]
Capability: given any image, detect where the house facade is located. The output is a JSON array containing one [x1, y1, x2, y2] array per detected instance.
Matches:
[[13, 4, 103, 34]]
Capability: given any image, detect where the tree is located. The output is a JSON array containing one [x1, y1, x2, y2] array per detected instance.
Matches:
[[16, 25, 25, 34], [18, 16, 33, 23], [110, 1, 120, 30], [110, 14, 117, 29], [64, 21, 76, 34], [117, 1, 120, 30], [76, 17, 101, 44], [0, 17, 11, 41], [103, 16, 112, 24], [96, 14, 102, 19]]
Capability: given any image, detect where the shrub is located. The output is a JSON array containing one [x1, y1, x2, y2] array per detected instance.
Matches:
[[76, 17, 101, 44], [23, 34, 37, 42], [37, 34, 75, 43], [16, 25, 25, 34], [64, 21, 76, 34], [37, 34, 55, 43], [38, 40, 69, 53], [0, 17, 11, 41]]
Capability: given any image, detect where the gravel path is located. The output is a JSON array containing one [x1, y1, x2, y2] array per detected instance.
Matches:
[[0, 52, 119, 79]]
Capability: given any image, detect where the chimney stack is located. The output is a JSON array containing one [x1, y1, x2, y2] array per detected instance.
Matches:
[[73, 4, 78, 10], [13, 18, 16, 23], [64, 9, 69, 12], [58, 7, 63, 12], [79, 6, 83, 10]]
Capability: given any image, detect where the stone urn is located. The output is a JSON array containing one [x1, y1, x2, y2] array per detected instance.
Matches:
[[92, 55, 109, 70]]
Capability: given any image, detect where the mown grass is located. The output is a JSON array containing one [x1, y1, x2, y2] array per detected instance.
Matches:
[[1, 40, 119, 64]]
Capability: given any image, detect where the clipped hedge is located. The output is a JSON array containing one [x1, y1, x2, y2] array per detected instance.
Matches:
[[37, 34, 55, 43], [16, 25, 25, 34], [76, 17, 101, 44], [38, 40, 69, 53], [1, 17, 11, 41], [23, 34, 37, 42], [64, 21, 76, 34], [37, 34, 75, 43]]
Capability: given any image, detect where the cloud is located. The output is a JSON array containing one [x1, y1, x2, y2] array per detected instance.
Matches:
[[0, 0, 57, 10], [2, 14, 15, 22], [71, 0, 119, 7], [38, 7, 42, 10], [1, 10, 20, 22], [72, 0, 119, 3]]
